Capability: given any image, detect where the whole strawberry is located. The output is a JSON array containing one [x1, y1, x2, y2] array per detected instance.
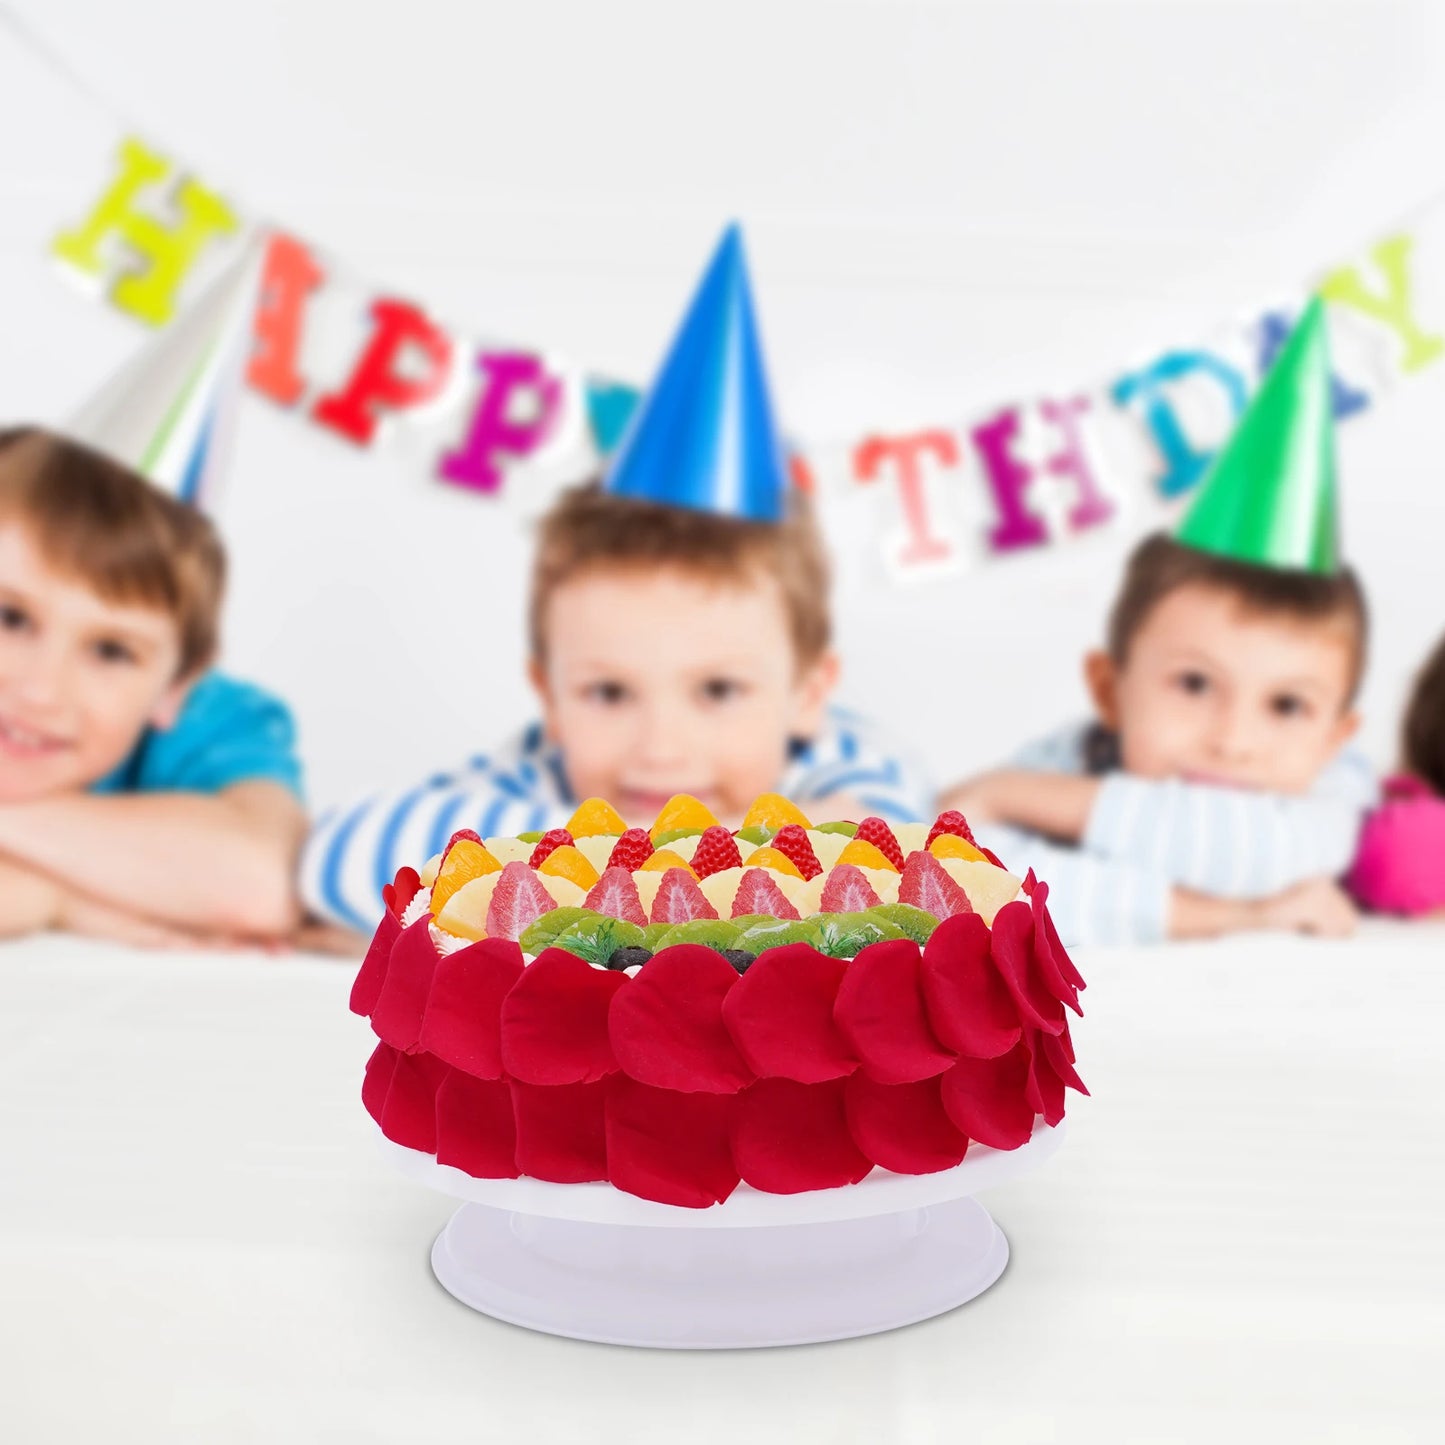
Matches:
[[853, 816, 905, 871], [528, 827, 575, 868], [769, 823, 822, 879], [925, 809, 978, 849], [692, 824, 744, 879], [606, 827, 655, 872]]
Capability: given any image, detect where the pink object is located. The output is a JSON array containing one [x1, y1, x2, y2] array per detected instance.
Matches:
[[1346, 775, 1445, 916], [438, 351, 562, 493]]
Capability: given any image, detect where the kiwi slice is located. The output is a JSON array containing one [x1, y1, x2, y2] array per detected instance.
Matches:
[[519, 906, 594, 954]]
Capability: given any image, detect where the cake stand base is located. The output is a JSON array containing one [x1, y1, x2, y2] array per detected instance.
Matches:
[[429, 1195, 1009, 1348]]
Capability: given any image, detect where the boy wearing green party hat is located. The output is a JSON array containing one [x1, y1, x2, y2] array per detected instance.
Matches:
[[0, 248, 307, 946], [942, 298, 1377, 946]]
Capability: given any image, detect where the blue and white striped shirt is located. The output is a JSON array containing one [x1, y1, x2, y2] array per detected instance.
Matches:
[[301, 706, 932, 931], [974, 722, 1379, 948]]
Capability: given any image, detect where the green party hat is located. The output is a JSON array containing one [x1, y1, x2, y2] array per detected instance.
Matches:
[[1175, 295, 1339, 574]]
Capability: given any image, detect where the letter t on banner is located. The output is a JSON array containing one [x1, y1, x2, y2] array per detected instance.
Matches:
[[52, 138, 239, 326], [312, 299, 454, 446], [853, 431, 960, 572]]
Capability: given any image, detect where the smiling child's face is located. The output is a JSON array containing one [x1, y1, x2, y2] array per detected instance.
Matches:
[[1086, 581, 1360, 795], [531, 565, 838, 827], [0, 521, 192, 801]]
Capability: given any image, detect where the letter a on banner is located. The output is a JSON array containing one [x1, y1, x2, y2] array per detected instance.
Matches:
[[52, 138, 239, 326]]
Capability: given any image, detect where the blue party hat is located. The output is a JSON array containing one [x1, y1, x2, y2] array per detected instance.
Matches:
[[603, 224, 790, 522]]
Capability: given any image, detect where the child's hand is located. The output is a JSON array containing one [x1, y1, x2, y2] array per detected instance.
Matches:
[[938, 771, 1099, 842], [1254, 877, 1359, 938]]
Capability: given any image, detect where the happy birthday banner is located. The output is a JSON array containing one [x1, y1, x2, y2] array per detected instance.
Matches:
[[48, 134, 1445, 582]]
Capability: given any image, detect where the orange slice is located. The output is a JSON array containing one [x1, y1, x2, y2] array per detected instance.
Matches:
[[430, 839, 502, 914], [740, 845, 803, 879], [649, 793, 719, 843], [565, 797, 628, 838], [835, 838, 899, 873], [638, 848, 698, 878], [742, 792, 812, 832], [537, 844, 600, 891], [930, 833, 988, 864]]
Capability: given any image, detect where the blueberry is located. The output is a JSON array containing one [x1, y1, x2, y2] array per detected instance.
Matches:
[[607, 945, 653, 972], [720, 948, 756, 974]]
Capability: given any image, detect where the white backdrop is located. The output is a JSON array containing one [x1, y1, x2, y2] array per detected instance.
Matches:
[[1, 0, 1443, 809]]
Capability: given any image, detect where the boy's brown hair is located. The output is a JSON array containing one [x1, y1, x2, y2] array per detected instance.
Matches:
[[1106, 533, 1369, 701], [0, 426, 225, 678], [1402, 633, 1445, 795], [529, 482, 831, 668]]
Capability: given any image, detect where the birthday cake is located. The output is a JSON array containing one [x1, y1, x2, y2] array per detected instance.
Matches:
[[352, 793, 1086, 1209]]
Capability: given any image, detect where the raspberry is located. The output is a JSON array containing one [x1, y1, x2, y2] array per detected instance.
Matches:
[[439, 828, 482, 869], [528, 827, 575, 868], [606, 827, 655, 872], [769, 823, 822, 879], [853, 816, 905, 871], [925, 809, 978, 850], [691, 824, 743, 879]]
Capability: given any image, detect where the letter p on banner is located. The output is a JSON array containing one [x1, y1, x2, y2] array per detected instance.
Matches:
[[52, 138, 239, 327]]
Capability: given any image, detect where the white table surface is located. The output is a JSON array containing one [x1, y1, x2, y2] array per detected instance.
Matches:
[[3, 923, 1444, 1444]]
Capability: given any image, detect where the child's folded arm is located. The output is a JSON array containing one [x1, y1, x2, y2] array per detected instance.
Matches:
[[0, 783, 306, 939], [973, 822, 1170, 947], [1082, 771, 1369, 898], [300, 768, 553, 932], [786, 710, 934, 824], [0, 857, 62, 939]]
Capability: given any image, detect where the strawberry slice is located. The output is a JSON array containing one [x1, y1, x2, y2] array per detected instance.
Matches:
[[692, 825, 743, 879], [898, 850, 974, 920], [439, 828, 482, 869], [853, 816, 905, 871], [528, 827, 575, 868], [484, 860, 556, 941], [650, 867, 720, 925], [770, 823, 822, 880], [583, 866, 648, 926], [819, 862, 883, 913], [925, 809, 978, 849], [730, 867, 802, 920], [607, 827, 655, 872]]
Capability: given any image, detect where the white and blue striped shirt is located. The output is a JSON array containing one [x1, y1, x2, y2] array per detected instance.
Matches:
[[974, 722, 1379, 948], [301, 706, 932, 931]]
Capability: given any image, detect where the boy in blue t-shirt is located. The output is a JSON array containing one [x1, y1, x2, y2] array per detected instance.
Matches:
[[0, 427, 305, 946]]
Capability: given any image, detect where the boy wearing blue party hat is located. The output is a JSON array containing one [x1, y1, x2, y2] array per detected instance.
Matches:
[[0, 249, 307, 946], [304, 227, 930, 935], [942, 299, 1376, 946]]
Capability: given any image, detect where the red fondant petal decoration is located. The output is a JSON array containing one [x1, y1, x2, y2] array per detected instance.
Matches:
[[361, 1041, 399, 1125], [833, 939, 956, 1084], [1042, 1025, 1088, 1097], [1024, 1029, 1068, 1126], [605, 1076, 740, 1208], [378, 1050, 449, 1153], [500, 948, 625, 1085], [435, 1071, 519, 1178], [350, 910, 400, 1017], [939, 1042, 1037, 1151], [510, 1080, 609, 1183], [720, 944, 855, 1083], [919, 912, 1022, 1060], [732, 1077, 873, 1193], [389, 865, 422, 921], [609, 945, 755, 1094], [369, 916, 441, 1051], [1030, 879, 1088, 998], [989, 902, 1065, 1035], [844, 1072, 968, 1175], [417, 938, 525, 1079]]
